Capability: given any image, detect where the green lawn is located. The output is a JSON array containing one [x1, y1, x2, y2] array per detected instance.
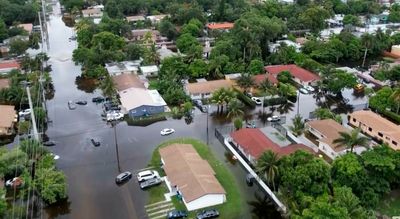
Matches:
[[378, 189, 400, 216], [148, 138, 244, 218]]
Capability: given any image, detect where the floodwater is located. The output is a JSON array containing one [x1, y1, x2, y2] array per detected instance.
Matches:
[[40, 2, 270, 219]]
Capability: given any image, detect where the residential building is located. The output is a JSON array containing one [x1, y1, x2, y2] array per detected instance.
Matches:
[[119, 87, 166, 117], [348, 110, 400, 150], [306, 119, 359, 159], [0, 60, 20, 74], [105, 61, 140, 76], [0, 105, 17, 136], [269, 40, 301, 53], [264, 64, 320, 85], [230, 128, 315, 163], [0, 78, 10, 90], [112, 74, 145, 92], [185, 79, 233, 100], [206, 22, 234, 31], [125, 15, 145, 23], [158, 45, 178, 61], [139, 65, 159, 77], [0, 46, 9, 57], [130, 29, 160, 42], [17, 23, 33, 34], [159, 144, 226, 211], [147, 14, 168, 24], [82, 8, 103, 18]]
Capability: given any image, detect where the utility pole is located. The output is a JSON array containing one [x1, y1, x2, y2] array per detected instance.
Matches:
[[113, 122, 121, 173], [26, 86, 39, 141]]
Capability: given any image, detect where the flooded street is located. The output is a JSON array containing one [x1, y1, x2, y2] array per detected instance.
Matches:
[[42, 2, 261, 219]]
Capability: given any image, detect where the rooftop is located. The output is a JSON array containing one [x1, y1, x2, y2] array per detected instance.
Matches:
[[159, 144, 226, 202], [306, 119, 349, 152], [131, 29, 160, 37], [265, 64, 320, 82], [119, 87, 166, 110], [186, 79, 233, 95], [0, 105, 16, 129], [17, 23, 33, 33], [105, 61, 140, 75], [112, 74, 145, 91], [140, 65, 159, 73], [0, 60, 20, 72], [126, 15, 145, 22], [253, 74, 278, 86], [206, 22, 234, 30]]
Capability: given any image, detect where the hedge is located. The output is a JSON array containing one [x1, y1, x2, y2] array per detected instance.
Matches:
[[381, 110, 400, 124], [235, 89, 256, 108], [264, 97, 287, 106]]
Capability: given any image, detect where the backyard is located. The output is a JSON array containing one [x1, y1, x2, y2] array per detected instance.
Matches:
[[147, 138, 244, 218]]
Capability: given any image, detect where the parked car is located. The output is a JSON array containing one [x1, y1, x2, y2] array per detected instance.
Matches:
[[302, 85, 315, 92], [161, 128, 175, 136], [193, 100, 208, 113], [68, 101, 76, 110], [196, 209, 219, 219], [103, 102, 121, 111], [115, 171, 132, 184], [106, 112, 124, 122], [92, 96, 105, 103], [139, 177, 162, 189], [245, 92, 253, 98], [267, 115, 280, 122], [167, 210, 188, 219], [75, 100, 87, 105], [251, 97, 262, 105], [246, 121, 256, 128], [246, 173, 255, 187], [299, 88, 309, 94], [137, 170, 159, 182], [91, 138, 100, 147], [18, 109, 31, 117], [43, 141, 56, 146]]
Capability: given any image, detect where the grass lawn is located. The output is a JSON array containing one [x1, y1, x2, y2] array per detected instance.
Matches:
[[148, 138, 244, 218], [378, 189, 400, 216]]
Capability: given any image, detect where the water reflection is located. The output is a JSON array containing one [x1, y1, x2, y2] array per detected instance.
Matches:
[[224, 151, 238, 165], [75, 76, 97, 93], [44, 199, 71, 219]]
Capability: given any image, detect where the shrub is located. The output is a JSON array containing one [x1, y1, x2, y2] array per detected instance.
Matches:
[[264, 97, 287, 106], [235, 89, 256, 108]]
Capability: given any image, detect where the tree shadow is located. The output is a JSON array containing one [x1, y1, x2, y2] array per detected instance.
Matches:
[[248, 192, 282, 219], [75, 76, 97, 93], [43, 198, 72, 219]]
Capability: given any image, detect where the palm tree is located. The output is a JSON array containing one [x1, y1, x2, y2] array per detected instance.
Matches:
[[100, 75, 116, 98], [289, 114, 305, 136], [211, 88, 225, 114], [258, 79, 277, 114], [332, 128, 369, 153], [256, 150, 280, 191], [236, 73, 255, 93], [227, 98, 244, 119], [390, 87, 400, 114]]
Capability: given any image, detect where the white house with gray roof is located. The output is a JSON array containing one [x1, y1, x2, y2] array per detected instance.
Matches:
[[105, 61, 141, 76], [119, 87, 166, 117]]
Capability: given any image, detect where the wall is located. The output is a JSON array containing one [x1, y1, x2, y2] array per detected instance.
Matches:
[[128, 105, 164, 117], [184, 194, 226, 211]]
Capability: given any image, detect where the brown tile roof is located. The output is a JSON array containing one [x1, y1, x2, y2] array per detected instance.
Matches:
[[0, 78, 10, 90], [306, 119, 349, 152], [265, 64, 320, 83], [231, 128, 314, 158], [112, 74, 145, 91], [206, 22, 234, 30], [159, 144, 226, 202], [0, 105, 16, 129], [0, 60, 20, 71], [186, 80, 233, 95], [253, 74, 278, 86], [350, 110, 400, 143], [131, 29, 160, 37]]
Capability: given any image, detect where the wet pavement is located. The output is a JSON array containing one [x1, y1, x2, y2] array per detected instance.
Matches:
[[40, 2, 262, 219]]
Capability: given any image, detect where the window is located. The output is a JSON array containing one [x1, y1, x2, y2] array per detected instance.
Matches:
[[368, 127, 372, 132], [378, 132, 383, 137], [131, 110, 136, 113], [352, 118, 356, 122], [393, 141, 398, 146]]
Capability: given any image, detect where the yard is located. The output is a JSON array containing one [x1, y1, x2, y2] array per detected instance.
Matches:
[[378, 189, 400, 216], [147, 138, 244, 218]]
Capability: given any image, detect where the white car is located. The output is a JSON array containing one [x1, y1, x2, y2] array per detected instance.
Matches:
[[137, 170, 159, 182], [68, 101, 76, 110], [303, 85, 315, 92], [267, 115, 280, 122], [160, 128, 175, 136], [106, 112, 124, 121], [299, 88, 309, 94], [251, 97, 262, 105], [18, 109, 31, 117]]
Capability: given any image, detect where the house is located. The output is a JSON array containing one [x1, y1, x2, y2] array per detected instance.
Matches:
[[139, 65, 159, 77], [112, 74, 145, 92], [105, 61, 140, 76], [147, 14, 168, 24], [0, 60, 20, 74], [159, 144, 226, 211], [17, 23, 33, 34], [264, 64, 320, 85], [224, 73, 241, 82], [0, 78, 10, 90], [0, 105, 17, 136], [230, 128, 314, 163], [126, 15, 146, 23], [185, 79, 233, 100], [305, 119, 363, 159], [82, 8, 103, 18], [206, 22, 234, 31], [253, 74, 278, 87], [130, 29, 160, 42], [119, 87, 166, 117], [0, 46, 9, 57], [348, 110, 400, 150]]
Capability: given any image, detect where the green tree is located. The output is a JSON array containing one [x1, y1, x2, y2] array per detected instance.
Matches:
[[9, 39, 29, 56], [290, 114, 305, 136], [34, 168, 67, 204], [369, 86, 393, 112], [159, 19, 178, 40], [277, 71, 292, 83], [256, 150, 280, 191], [236, 73, 255, 93], [0, 189, 6, 218], [389, 87, 400, 114], [278, 83, 296, 98], [301, 195, 349, 219], [233, 117, 243, 130], [100, 75, 116, 98], [248, 59, 264, 74], [325, 70, 357, 94], [105, 0, 121, 18], [299, 7, 330, 34], [0, 18, 8, 42], [333, 128, 369, 153], [19, 139, 48, 160], [34, 107, 46, 128], [162, 87, 189, 106], [227, 98, 244, 119], [188, 59, 208, 78], [343, 14, 361, 26], [176, 33, 201, 57]]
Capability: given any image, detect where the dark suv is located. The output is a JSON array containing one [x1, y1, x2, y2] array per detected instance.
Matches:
[[166, 210, 188, 219], [196, 209, 219, 219]]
